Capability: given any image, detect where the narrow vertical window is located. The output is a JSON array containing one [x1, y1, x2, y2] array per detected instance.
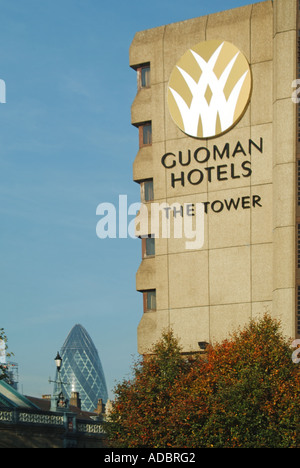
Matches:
[[139, 122, 152, 147], [297, 27, 300, 337], [143, 123, 152, 145], [298, 160, 300, 209], [145, 236, 155, 256], [143, 290, 156, 312], [142, 235, 155, 258], [298, 31, 300, 144], [298, 223, 300, 271], [140, 179, 154, 202], [137, 64, 150, 89], [141, 66, 150, 88], [298, 286, 300, 335]]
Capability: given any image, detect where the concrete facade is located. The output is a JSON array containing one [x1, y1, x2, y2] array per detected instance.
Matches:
[[130, 0, 299, 354]]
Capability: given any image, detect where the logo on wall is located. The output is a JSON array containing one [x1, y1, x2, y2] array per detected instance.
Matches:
[[168, 40, 252, 139]]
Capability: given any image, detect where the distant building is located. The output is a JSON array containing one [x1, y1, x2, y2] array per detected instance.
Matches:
[[54, 324, 108, 412], [2, 361, 19, 391], [0, 338, 19, 390]]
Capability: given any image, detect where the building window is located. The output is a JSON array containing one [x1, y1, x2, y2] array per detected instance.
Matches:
[[143, 290, 156, 312], [139, 122, 152, 147], [298, 286, 300, 336], [140, 179, 154, 202], [297, 28, 300, 338], [298, 31, 300, 145], [141, 66, 150, 88], [298, 224, 300, 270], [137, 64, 150, 89], [142, 235, 155, 257], [298, 160, 300, 209]]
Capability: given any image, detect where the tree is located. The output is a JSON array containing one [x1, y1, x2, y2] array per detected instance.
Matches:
[[187, 315, 300, 448], [105, 315, 300, 448], [105, 330, 191, 448]]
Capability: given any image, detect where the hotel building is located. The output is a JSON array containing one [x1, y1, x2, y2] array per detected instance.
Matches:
[[129, 0, 299, 354]]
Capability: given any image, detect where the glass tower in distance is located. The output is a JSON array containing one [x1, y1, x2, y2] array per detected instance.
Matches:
[[55, 324, 108, 412]]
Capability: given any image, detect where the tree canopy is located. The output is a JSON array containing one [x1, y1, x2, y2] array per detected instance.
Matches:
[[105, 315, 300, 448]]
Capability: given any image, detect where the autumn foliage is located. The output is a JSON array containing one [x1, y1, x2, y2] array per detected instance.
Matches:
[[105, 315, 300, 448]]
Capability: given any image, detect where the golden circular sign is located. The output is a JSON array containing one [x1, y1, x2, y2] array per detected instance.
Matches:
[[167, 40, 252, 139]]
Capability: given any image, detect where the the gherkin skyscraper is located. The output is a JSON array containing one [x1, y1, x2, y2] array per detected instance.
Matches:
[[55, 324, 108, 412]]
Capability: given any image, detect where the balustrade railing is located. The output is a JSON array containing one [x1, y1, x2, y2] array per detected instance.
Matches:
[[0, 407, 105, 435]]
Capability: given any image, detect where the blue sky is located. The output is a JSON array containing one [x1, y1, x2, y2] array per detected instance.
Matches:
[[0, 0, 252, 399]]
